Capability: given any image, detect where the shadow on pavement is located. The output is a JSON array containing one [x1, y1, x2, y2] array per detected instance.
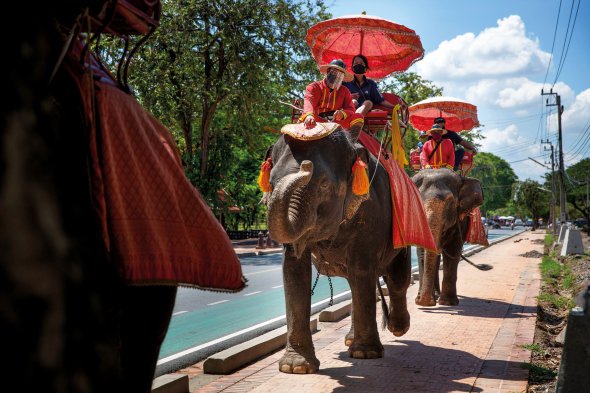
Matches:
[[416, 295, 536, 319]]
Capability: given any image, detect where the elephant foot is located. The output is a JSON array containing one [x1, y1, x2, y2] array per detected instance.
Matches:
[[438, 295, 459, 306], [278, 350, 319, 374], [348, 342, 383, 359], [415, 295, 436, 307], [387, 310, 410, 337], [344, 331, 354, 347]]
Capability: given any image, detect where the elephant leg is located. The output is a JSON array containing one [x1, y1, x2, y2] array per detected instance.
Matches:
[[347, 268, 383, 359], [385, 248, 411, 336], [344, 306, 354, 346], [434, 254, 441, 300], [439, 244, 462, 306], [121, 285, 177, 393], [279, 246, 319, 374], [415, 250, 439, 307]]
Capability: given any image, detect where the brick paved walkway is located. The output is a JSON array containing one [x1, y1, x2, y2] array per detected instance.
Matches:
[[181, 230, 543, 393]]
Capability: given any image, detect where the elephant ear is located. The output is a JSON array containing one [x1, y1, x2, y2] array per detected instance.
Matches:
[[458, 177, 483, 216], [343, 144, 370, 220]]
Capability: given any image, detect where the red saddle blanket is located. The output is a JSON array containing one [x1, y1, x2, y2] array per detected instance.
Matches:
[[63, 46, 245, 291], [465, 207, 489, 246], [358, 132, 437, 252]]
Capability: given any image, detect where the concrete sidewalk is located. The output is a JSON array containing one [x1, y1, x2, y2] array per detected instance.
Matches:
[[177, 230, 543, 393]]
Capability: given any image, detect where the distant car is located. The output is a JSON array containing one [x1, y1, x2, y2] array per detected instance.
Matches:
[[514, 219, 524, 226], [487, 220, 501, 229], [524, 219, 533, 227], [573, 218, 588, 228]]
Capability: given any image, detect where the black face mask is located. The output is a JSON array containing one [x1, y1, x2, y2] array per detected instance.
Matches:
[[326, 72, 338, 85], [352, 64, 366, 74]]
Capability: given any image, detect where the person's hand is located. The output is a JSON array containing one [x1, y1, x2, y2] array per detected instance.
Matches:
[[304, 114, 316, 129], [333, 110, 344, 121], [351, 92, 360, 100]]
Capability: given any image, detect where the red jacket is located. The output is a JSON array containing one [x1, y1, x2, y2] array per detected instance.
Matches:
[[300, 79, 363, 129], [420, 138, 455, 169]]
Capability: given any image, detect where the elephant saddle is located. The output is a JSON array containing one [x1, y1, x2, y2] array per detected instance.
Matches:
[[465, 207, 489, 246], [61, 39, 245, 291], [358, 132, 437, 252]]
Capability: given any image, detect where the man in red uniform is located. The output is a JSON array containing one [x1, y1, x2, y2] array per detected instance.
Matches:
[[299, 59, 364, 132], [420, 124, 455, 170]]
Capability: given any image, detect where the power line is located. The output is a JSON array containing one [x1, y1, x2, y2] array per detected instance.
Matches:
[[552, 0, 581, 88], [542, 0, 562, 87]]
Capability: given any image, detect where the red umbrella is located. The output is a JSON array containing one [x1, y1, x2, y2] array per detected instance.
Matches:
[[408, 96, 479, 132], [306, 14, 424, 79]]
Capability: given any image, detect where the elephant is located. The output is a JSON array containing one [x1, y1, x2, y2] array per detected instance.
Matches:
[[265, 126, 412, 374], [411, 168, 484, 307]]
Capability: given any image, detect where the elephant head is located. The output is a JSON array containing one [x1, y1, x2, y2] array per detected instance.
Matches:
[[266, 128, 368, 257], [412, 169, 483, 306]]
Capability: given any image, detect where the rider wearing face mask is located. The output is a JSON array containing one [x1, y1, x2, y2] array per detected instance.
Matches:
[[343, 54, 397, 116], [300, 59, 364, 131], [420, 124, 455, 170]]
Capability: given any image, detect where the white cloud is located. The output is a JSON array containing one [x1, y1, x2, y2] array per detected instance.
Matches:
[[417, 15, 550, 82]]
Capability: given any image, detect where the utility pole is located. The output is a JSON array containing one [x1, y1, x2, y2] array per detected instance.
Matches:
[[542, 140, 557, 234], [542, 89, 567, 222]]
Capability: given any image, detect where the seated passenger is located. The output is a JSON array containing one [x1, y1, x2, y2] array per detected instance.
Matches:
[[433, 117, 478, 171], [299, 59, 364, 133], [420, 124, 455, 170], [343, 54, 397, 116]]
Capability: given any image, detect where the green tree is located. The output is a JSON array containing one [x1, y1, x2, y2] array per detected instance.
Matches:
[[469, 152, 518, 215], [512, 179, 551, 230], [563, 158, 590, 225]]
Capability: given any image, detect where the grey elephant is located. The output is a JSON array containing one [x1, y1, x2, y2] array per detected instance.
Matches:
[[412, 168, 484, 307], [265, 126, 412, 374]]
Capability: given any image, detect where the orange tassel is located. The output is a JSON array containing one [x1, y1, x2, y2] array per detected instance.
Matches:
[[257, 158, 273, 192], [352, 157, 370, 195]]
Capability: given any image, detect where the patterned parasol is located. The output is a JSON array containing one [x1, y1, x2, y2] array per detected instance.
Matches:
[[306, 14, 424, 79], [408, 96, 480, 132]]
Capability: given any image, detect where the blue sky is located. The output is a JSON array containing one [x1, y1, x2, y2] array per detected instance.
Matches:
[[326, 0, 590, 181]]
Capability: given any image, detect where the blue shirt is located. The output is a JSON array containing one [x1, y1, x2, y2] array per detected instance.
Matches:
[[343, 76, 385, 106]]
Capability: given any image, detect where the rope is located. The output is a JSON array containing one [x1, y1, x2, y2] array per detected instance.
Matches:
[[368, 131, 387, 187]]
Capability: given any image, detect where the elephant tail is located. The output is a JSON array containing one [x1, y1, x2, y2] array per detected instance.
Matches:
[[377, 279, 389, 330], [461, 254, 493, 271]]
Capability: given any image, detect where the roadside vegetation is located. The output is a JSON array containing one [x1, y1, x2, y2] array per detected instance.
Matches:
[[526, 233, 590, 392]]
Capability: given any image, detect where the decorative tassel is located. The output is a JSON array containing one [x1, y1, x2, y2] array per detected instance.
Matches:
[[352, 157, 370, 195], [257, 158, 273, 192]]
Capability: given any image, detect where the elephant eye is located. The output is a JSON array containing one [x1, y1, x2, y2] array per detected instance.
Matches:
[[319, 179, 330, 189]]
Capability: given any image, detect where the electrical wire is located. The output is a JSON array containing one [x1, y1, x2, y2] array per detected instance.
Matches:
[[552, 0, 580, 88]]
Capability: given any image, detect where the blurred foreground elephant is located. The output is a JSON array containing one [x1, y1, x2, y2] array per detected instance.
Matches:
[[412, 169, 483, 307], [264, 125, 412, 374], [1, 2, 243, 392]]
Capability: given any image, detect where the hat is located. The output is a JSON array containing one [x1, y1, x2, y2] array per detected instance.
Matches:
[[434, 117, 446, 124], [426, 123, 447, 136], [319, 59, 354, 82], [418, 131, 428, 139]]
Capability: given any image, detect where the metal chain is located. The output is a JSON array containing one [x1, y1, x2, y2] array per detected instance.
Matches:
[[310, 270, 321, 296], [328, 276, 334, 306]]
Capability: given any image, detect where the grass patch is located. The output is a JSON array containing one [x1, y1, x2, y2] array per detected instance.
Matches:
[[522, 363, 557, 382], [521, 343, 543, 354], [537, 293, 575, 311], [544, 234, 555, 248], [540, 256, 561, 284]]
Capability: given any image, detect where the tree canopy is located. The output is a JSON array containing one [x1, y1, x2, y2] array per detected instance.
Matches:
[[468, 152, 518, 215]]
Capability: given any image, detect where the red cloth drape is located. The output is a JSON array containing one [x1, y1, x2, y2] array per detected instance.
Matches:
[[63, 45, 245, 291], [465, 207, 489, 246], [358, 133, 437, 252]]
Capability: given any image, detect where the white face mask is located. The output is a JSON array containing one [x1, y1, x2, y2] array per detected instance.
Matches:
[[326, 69, 345, 90]]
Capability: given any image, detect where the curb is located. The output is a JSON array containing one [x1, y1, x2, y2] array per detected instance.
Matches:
[[151, 373, 189, 393], [202, 318, 318, 375], [318, 300, 352, 322]]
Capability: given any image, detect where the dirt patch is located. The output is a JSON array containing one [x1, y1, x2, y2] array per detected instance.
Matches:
[[527, 232, 590, 392], [520, 250, 544, 258], [531, 239, 545, 245]]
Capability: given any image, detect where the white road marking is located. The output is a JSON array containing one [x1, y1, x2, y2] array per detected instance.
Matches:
[[272, 285, 284, 289], [243, 291, 261, 296], [246, 267, 281, 276], [207, 300, 229, 306], [157, 290, 352, 366], [172, 311, 188, 316]]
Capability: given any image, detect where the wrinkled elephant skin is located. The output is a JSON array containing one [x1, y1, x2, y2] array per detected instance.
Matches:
[[266, 130, 412, 373], [412, 169, 483, 307]]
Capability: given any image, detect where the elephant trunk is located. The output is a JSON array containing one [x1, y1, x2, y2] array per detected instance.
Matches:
[[267, 160, 315, 244]]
